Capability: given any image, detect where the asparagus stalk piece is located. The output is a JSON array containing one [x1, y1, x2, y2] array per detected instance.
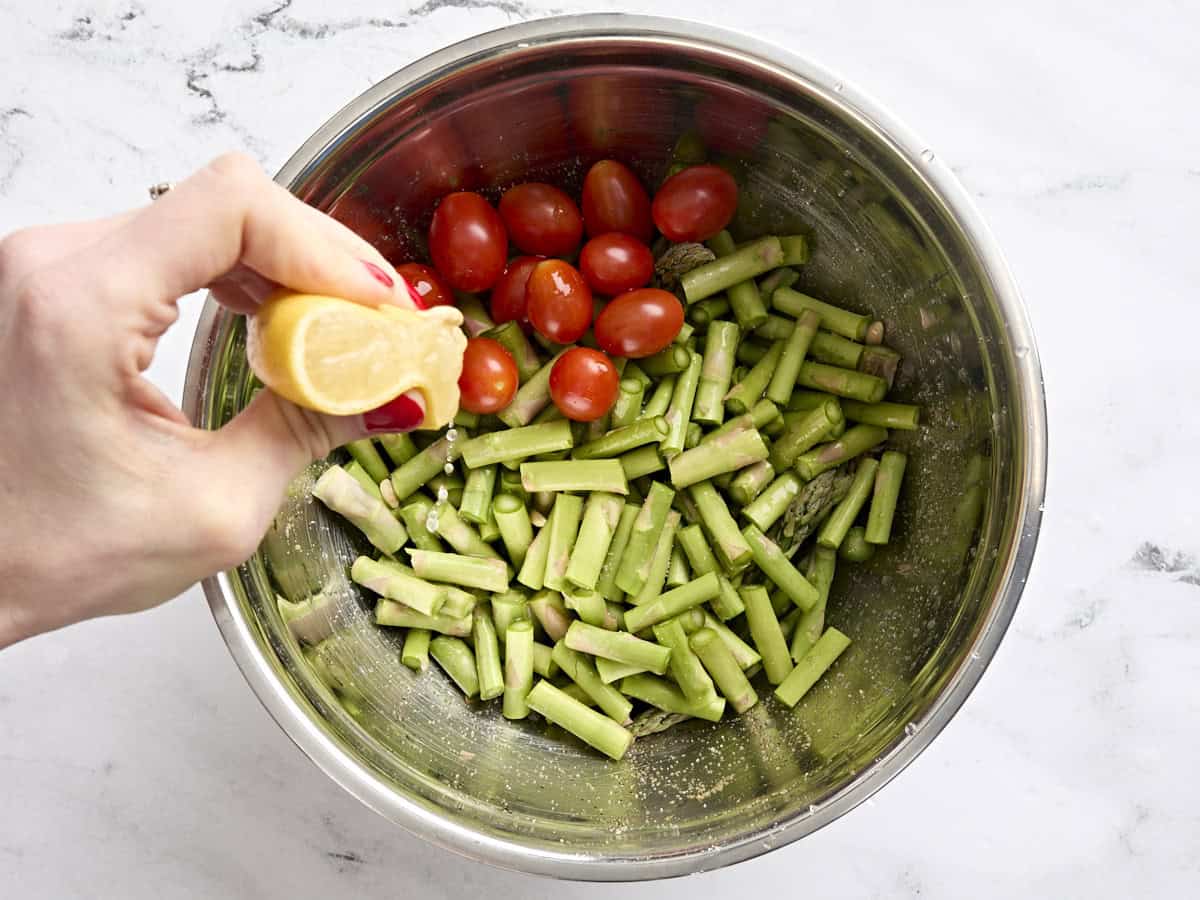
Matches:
[[630, 510, 681, 605], [757, 265, 799, 300], [792, 547, 835, 661], [639, 374, 677, 420], [689, 296, 731, 326], [490, 589, 529, 636], [675, 524, 744, 620], [773, 288, 870, 341], [690, 627, 758, 713], [689, 481, 753, 573], [345, 439, 390, 484], [702, 611, 761, 669], [525, 680, 633, 760], [667, 426, 769, 489], [728, 458, 774, 504], [661, 349, 702, 458], [457, 293, 495, 337], [565, 492, 624, 591], [528, 590, 570, 642], [770, 399, 844, 470], [389, 434, 460, 502], [797, 360, 886, 403], [866, 450, 908, 543], [497, 351, 568, 427], [401, 628, 431, 671], [460, 420, 573, 469], [741, 472, 802, 532], [817, 457, 880, 550], [652, 618, 717, 704], [596, 503, 640, 602], [640, 344, 692, 376], [742, 524, 820, 611], [840, 526, 875, 562], [473, 607, 504, 700], [542, 493, 583, 592], [767, 309, 821, 405], [624, 572, 721, 632], [515, 523, 551, 591], [615, 483, 676, 596], [693, 320, 740, 424], [708, 231, 769, 330], [620, 673, 725, 722], [408, 549, 509, 593], [704, 398, 780, 445], [609, 378, 646, 429], [531, 641, 558, 678], [565, 621, 672, 675], [562, 585, 607, 628], [376, 600, 471, 636], [551, 642, 634, 725], [351, 556, 445, 616], [740, 585, 793, 685], [459, 465, 498, 525], [503, 620, 535, 718], [439, 585, 478, 619], [483, 320, 541, 383], [377, 433, 418, 467], [774, 627, 852, 707], [595, 657, 648, 684], [795, 425, 888, 481], [859, 345, 901, 389], [666, 545, 690, 587], [430, 636, 479, 698], [492, 493, 533, 568], [723, 340, 784, 416], [430, 503, 501, 560], [682, 235, 784, 303], [841, 400, 920, 431], [735, 339, 772, 366], [778, 234, 810, 266], [520, 460, 628, 494], [313, 466, 407, 555]]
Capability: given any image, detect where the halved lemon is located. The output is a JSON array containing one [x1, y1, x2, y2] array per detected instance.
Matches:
[[245, 292, 466, 427]]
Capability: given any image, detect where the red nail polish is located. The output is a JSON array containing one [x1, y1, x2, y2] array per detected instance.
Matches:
[[398, 275, 427, 309], [362, 260, 394, 289], [364, 394, 424, 433]]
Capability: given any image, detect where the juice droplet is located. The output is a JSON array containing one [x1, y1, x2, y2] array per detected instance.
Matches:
[[436, 486, 449, 504], [443, 462, 455, 475], [446, 428, 458, 443], [920, 148, 935, 163]]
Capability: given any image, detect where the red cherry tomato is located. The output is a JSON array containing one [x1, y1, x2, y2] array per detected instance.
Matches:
[[498, 183, 584, 257], [593, 289, 685, 358], [549, 348, 619, 422], [651, 165, 738, 242], [525, 259, 593, 344], [458, 337, 518, 415], [428, 192, 508, 292], [578, 233, 655, 296], [394, 263, 454, 308], [581, 160, 654, 242], [489, 255, 542, 326]]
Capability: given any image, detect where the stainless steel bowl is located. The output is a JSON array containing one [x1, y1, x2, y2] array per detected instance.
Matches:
[[183, 14, 1046, 880]]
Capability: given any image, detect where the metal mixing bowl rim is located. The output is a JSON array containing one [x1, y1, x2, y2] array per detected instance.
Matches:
[[183, 13, 1047, 880]]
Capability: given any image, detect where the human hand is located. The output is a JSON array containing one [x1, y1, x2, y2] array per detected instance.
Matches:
[[0, 152, 427, 647]]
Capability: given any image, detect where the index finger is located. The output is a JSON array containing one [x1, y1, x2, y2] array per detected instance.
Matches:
[[82, 152, 404, 313]]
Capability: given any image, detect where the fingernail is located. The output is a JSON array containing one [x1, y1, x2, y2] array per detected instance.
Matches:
[[363, 393, 424, 433], [398, 275, 427, 310], [362, 259, 394, 289]]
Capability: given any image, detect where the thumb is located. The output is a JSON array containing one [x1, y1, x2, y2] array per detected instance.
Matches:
[[195, 389, 426, 560]]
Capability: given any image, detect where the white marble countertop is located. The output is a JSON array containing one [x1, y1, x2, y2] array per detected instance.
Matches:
[[2, 1, 1197, 897]]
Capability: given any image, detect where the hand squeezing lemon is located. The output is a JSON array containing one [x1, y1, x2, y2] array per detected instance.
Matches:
[[246, 291, 466, 428]]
